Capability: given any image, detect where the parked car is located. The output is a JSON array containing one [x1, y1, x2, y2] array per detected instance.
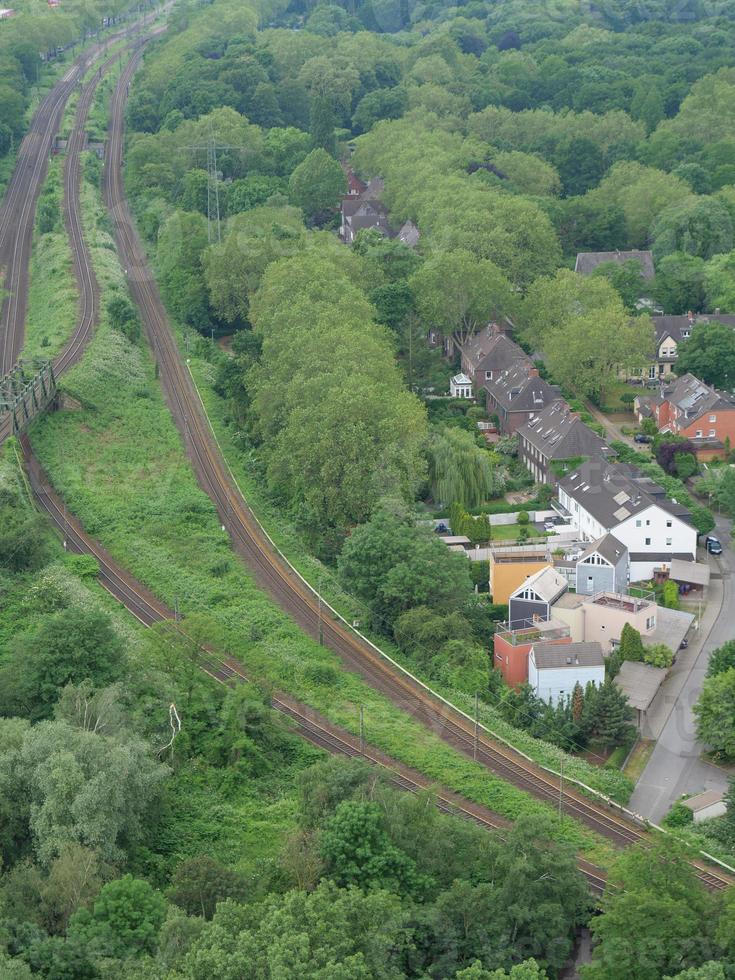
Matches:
[[706, 535, 723, 555], [543, 520, 555, 531], [679, 637, 689, 650], [634, 432, 652, 444]]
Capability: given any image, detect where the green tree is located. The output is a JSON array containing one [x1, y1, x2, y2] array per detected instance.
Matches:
[[409, 249, 514, 346], [643, 643, 674, 669], [543, 306, 653, 404], [0, 719, 167, 866], [674, 322, 735, 389], [288, 148, 347, 221], [168, 856, 247, 920], [521, 269, 624, 351], [591, 259, 647, 311], [583, 842, 716, 980], [583, 680, 635, 749], [309, 94, 337, 155], [429, 427, 500, 508], [619, 623, 645, 662], [651, 196, 733, 262], [68, 875, 166, 959], [694, 668, 735, 758], [662, 580, 680, 610], [321, 800, 422, 897], [338, 502, 472, 625], [707, 640, 735, 678], [0, 608, 124, 720], [653, 252, 706, 315], [157, 211, 211, 331]]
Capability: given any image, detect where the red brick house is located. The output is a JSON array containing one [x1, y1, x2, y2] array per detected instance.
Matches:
[[635, 373, 735, 459]]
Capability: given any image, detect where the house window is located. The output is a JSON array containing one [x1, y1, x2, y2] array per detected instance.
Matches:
[[666, 537, 672, 546], [682, 330, 690, 338], [649, 366, 656, 380], [709, 429, 716, 437], [645, 537, 651, 546], [666, 520, 672, 528], [710, 415, 717, 423], [646, 519, 651, 526], [636, 519, 642, 527], [485, 371, 492, 380], [587, 576, 594, 590], [696, 429, 702, 438]]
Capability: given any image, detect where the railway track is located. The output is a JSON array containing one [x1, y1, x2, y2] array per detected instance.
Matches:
[[101, 51, 663, 853], [4, 4, 732, 895], [19, 434, 608, 896], [0, 14, 158, 379]]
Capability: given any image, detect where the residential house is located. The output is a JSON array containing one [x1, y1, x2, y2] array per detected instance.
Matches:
[[397, 220, 420, 248], [551, 589, 658, 654], [485, 363, 560, 435], [528, 641, 605, 704], [635, 372, 735, 460], [517, 399, 611, 484], [557, 457, 696, 580], [575, 249, 655, 280], [488, 544, 550, 605], [574, 534, 628, 595], [340, 177, 394, 244], [449, 373, 473, 399], [647, 312, 735, 380], [493, 619, 571, 687], [460, 325, 530, 393], [507, 566, 568, 629], [344, 167, 367, 196]]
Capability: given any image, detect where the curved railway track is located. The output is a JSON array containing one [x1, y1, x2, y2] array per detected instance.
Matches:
[[101, 50, 665, 853], [0, 14, 158, 378], [4, 9, 732, 894], [18, 434, 607, 897]]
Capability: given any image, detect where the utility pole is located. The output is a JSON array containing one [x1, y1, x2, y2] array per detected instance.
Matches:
[[558, 756, 564, 822], [317, 580, 323, 646], [359, 705, 364, 755], [473, 691, 479, 761]]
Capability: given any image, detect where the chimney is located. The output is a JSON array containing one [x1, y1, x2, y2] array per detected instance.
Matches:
[[527, 366, 539, 378], [687, 310, 694, 323]]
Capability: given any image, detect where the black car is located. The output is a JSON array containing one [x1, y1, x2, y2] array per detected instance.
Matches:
[[634, 433, 652, 444], [706, 535, 723, 555]]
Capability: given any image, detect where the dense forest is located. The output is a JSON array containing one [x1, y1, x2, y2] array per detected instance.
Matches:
[[5, 0, 735, 975]]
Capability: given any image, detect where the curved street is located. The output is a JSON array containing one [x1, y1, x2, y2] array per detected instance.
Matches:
[[631, 514, 734, 823]]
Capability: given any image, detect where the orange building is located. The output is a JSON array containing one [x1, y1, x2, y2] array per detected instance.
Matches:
[[489, 545, 550, 605], [636, 373, 735, 459]]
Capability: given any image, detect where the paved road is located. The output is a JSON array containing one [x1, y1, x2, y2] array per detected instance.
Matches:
[[630, 516, 734, 823]]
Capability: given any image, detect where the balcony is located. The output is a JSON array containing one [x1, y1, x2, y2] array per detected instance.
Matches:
[[494, 619, 571, 646]]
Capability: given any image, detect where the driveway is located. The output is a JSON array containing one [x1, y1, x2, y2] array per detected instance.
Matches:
[[630, 517, 734, 823], [583, 399, 637, 448]]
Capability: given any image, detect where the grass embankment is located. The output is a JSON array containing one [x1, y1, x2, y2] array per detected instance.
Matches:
[[27, 164, 618, 867], [24, 157, 78, 361], [185, 355, 634, 807]]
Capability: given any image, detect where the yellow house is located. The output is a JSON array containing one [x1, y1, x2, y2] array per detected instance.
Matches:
[[489, 545, 550, 605]]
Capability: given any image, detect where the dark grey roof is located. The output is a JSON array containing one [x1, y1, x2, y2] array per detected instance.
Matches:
[[462, 326, 528, 374], [629, 552, 695, 562], [397, 219, 420, 247], [653, 313, 735, 347], [486, 362, 559, 414], [579, 532, 627, 566], [531, 640, 604, 669], [519, 399, 610, 461], [575, 250, 655, 280], [657, 373, 735, 423], [615, 660, 665, 711], [559, 457, 692, 528]]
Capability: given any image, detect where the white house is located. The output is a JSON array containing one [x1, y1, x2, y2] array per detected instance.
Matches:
[[528, 641, 605, 705], [450, 373, 473, 399], [557, 458, 696, 581]]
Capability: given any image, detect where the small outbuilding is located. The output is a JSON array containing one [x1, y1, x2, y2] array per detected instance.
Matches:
[[682, 790, 727, 824], [668, 557, 711, 591], [450, 373, 473, 399], [614, 660, 667, 730]]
